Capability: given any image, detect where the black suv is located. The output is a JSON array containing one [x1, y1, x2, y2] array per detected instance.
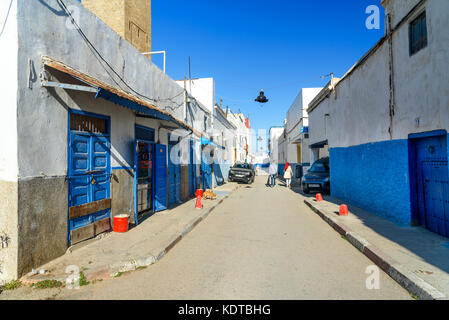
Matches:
[[228, 163, 255, 184], [301, 157, 330, 194]]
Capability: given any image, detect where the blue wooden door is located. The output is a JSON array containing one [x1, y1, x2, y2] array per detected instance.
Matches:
[[415, 135, 449, 237], [154, 144, 168, 212], [68, 116, 111, 245], [168, 144, 181, 205], [201, 147, 212, 190]]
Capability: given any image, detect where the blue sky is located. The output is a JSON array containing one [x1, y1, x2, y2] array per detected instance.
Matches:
[[152, 0, 385, 134]]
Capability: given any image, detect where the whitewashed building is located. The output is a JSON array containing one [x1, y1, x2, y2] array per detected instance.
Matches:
[[226, 111, 252, 164], [0, 0, 231, 283], [277, 88, 322, 182], [307, 0, 449, 236]]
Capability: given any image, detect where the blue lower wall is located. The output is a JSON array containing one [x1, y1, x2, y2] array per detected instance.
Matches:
[[330, 140, 411, 226], [213, 163, 232, 186]]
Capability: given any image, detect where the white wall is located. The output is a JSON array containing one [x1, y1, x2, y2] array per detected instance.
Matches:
[[269, 127, 283, 161], [176, 78, 215, 114], [0, 0, 18, 181], [284, 88, 321, 165], [391, 0, 449, 138]]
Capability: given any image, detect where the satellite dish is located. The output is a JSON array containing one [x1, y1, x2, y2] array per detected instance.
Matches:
[[255, 89, 269, 103]]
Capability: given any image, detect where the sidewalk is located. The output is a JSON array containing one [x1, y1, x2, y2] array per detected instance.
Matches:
[[302, 192, 449, 300], [20, 183, 240, 285]]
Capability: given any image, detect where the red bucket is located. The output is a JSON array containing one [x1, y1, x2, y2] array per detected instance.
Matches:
[[196, 189, 204, 198], [113, 214, 129, 233]]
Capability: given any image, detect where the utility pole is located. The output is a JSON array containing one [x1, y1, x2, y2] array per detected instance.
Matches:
[[183, 76, 187, 121], [189, 56, 192, 93]]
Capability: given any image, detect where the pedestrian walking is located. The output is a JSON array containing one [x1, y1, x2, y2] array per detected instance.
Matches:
[[284, 162, 293, 188], [268, 160, 278, 187]]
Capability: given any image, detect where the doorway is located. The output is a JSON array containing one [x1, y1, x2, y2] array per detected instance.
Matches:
[[410, 131, 449, 237], [68, 110, 111, 245]]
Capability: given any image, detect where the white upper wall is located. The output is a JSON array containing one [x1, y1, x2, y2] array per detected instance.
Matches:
[[176, 78, 215, 114], [382, 0, 422, 27], [391, 0, 449, 138], [286, 88, 322, 133], [0, 0, 18, 181], [309, 0, 449, 149], [269, 127, 283, 157]]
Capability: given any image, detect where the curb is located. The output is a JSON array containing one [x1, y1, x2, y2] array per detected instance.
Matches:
[[304, 199, 446, 300], [21, 184, 240, 285], [107, 184, 239, 278]]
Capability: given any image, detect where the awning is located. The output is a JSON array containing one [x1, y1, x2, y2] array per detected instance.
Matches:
[[95, 88, 172, 122], [201, 137, 225, 150], [41, 56, 204, 138], [309, 140, 328, 148]]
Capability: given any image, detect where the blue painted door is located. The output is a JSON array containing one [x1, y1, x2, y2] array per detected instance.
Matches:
[[68, 131, 111, 244], [168, 144, 181, 205], [134, 140, 153, 224], [415, 135, 449, 237], [201, 147, 212, 190], [154, 144, 168, 212]]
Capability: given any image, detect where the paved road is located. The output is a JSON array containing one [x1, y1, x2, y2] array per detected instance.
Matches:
[[2, 177, 411, 300]]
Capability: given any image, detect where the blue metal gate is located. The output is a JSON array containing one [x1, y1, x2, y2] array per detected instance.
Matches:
[[154, 144, 168, 212], [68, 111, 111, 245], [168, 144, 181, 205], [414, 134, 449, 237]]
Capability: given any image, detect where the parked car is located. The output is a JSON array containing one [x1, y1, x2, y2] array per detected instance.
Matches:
[[301, 157, 330, 194], [228, 163, 255, 184]]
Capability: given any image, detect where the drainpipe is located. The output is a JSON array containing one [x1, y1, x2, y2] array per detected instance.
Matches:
[[387, 13, 396, 140]]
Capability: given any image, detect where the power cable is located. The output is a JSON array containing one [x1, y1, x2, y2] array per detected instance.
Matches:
[[217, 73, 332, 92], [57, 0, 183, 107], [0, 0, 13, 39]]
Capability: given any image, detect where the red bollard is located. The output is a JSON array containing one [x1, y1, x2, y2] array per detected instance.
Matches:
[[316, 193, 323, 202], [339, 204, 349, 216], [195, 195, 203, 209], [196, 189, 204, 198]]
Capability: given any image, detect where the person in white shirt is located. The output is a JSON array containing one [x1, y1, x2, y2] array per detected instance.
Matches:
[[283, 162, 293, 188], [268, 160, 278, 187]]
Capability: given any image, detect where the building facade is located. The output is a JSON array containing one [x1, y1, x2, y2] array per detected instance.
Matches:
[[307, 0, 449, 235], [0, 0, 231, 283], [226, 111, 252, 164]]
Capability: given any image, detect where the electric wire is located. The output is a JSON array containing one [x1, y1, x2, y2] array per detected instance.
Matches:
[[0, 0, 13, 39], [57, 0, 184, 109]]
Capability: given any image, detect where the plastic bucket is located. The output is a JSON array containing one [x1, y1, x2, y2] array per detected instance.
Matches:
[[196, 189, 204, 198], [113, 214, 129, 233]]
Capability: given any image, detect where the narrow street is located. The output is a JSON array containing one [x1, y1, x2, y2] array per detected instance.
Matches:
[[2, 176, 411, 300]]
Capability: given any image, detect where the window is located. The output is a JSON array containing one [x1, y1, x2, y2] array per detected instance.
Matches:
[[70, 113, 108, 134], [409, 11, 427, 56], [309, 162, 329, 173]]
